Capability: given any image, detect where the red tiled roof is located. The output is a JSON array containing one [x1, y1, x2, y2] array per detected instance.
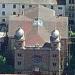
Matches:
[[24, 17, 32, 33], [23, 17, 45, 46], [26, 34, 44, 46]]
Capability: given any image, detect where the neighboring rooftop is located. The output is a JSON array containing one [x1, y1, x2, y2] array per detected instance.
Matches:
[[0, 0, 57, 4]]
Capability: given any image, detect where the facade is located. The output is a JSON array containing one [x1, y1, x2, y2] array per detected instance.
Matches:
[[14, 28, 62, 75]]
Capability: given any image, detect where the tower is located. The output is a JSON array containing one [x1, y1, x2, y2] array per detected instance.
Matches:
[[50, 30, 61, 50], [14, 27, 25, 74], [50, 30, 61, 75]]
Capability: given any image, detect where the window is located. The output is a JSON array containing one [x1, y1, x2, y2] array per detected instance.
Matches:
[[13, 12, 16, 15], [69, 6, 71, 11], [69, 0, 74, 4], [53, 62, 57, 67], [2, 4, 5, 8], [51, 5, 53, 9], [13, 4, 16, 8], [18, 42, 22, 46], [71, 6, 74, 11], [53, 54, 57, 57], [54, 43, 57, 47], [69, 20, 74, 24], [29, 5, 32, 7], [59, 14, 62, 16], [35, 18, 38, 20], [43, 4, 47, 7], [72, 13, 74, 18], [18, 53, 22, 57], [69, 6, 74, 11], [58, 7, 62, 10], [0, 23, 7, 32], [69, 13, 71, 17], [17, 61, 21, 65], [2, 19, 5, 22], [22, 5, 24, 9], [2, 11, 5, 15], [69, 13, 74, 18], [52, 72, 56, 75], [17, 72, 21, 74]]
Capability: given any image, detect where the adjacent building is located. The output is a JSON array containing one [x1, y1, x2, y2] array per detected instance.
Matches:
[[65, 0, 75, 31], [57, 0, 75, 32], [0, 0, 57, 23]]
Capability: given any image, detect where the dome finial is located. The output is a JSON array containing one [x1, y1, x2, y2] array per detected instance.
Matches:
[[51, 29, 60, 38], [15, 27, 24, 40]]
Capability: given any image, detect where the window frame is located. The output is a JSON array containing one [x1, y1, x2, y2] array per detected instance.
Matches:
[[51, 5, 53, 9], [2, 4, 5, 8], [18, 53, 22, 57], [13, 12, 16, 15], [22, 5, 25, 9], [13, 4, 16, 8], [2, 11, 5, 15], [29, 5, 32, 8], [2, 19, 5, 22], [58, 7, 62, 10], [17, 61, 21, 65], [69, 0, 74, 4]]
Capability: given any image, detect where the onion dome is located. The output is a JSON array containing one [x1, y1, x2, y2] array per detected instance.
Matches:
[[51, 30, 60, 38], [15, 27, 24, 40]]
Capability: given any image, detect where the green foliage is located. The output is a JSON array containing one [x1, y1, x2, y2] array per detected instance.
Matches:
[[0, 64, 14, 73], [69, 31, 75, 37], [0, 55, 14, 73], [68, 37, 75, 72], [0, 55, 6, 65]]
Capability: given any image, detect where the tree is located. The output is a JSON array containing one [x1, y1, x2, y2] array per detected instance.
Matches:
[[67, 31, 75, 75], [0, 55, 6, 65], [69, 31, 75, 37], [0, 55, 14, 73]]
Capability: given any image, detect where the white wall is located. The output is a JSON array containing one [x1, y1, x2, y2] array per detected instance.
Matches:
[[0, 4, 36, 23], [54, 5, 65, 16], [46, 4, 65, 16]]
